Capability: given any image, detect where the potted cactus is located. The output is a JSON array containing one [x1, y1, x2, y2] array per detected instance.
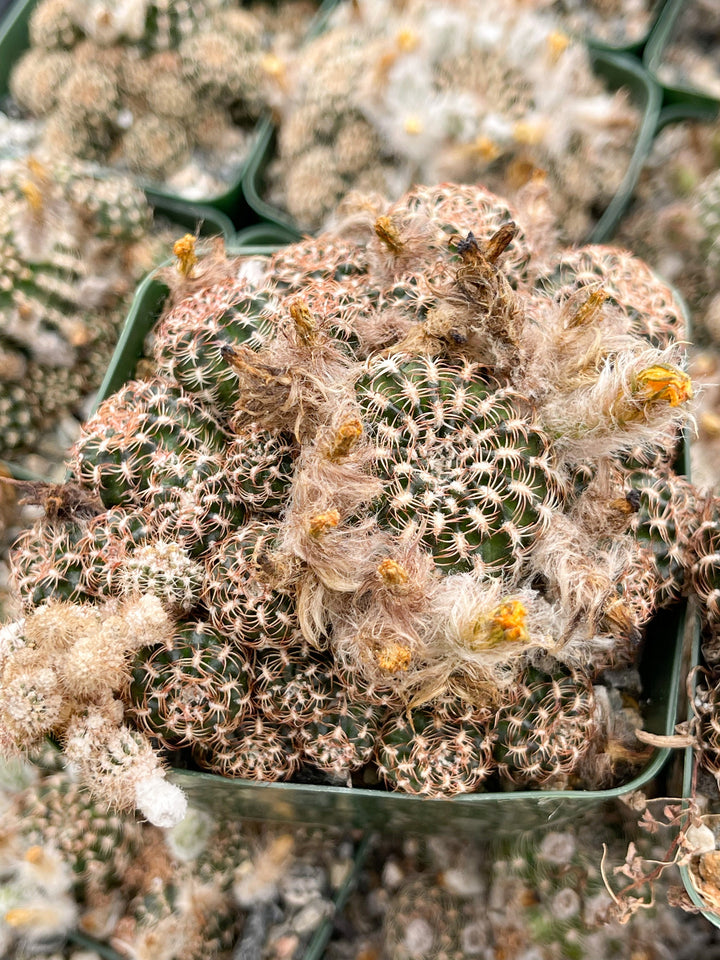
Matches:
[[0, 180, 697, 829]]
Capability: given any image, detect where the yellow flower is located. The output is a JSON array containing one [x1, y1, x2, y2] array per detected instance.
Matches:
[[547, 31, 570, 62], [376, 641, 412, 672], [633, 365, 693, 407], [403, 115, 424, 136], [396, 29, 419, 52], [173, 234, 197, 278], [466, 599, 529, 650]]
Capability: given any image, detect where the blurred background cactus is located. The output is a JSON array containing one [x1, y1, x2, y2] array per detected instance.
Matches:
[[4, 0, 316, 199], [0, 749, 355, 960], [0, 155, 172, 470], [653, 0, 720, 99], [264, 0, 640, 239]]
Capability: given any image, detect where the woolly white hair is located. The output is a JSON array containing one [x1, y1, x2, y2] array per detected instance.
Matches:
[[135, 774, 188, 828]]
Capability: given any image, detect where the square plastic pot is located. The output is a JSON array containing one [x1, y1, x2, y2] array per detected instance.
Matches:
[[95, 240, 688, 837]]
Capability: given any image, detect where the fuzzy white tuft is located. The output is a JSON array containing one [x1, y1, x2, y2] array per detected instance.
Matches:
[[135, 775, 187, 828]]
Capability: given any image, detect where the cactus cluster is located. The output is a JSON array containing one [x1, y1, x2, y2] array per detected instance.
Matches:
[[267, 0, 639, 238], [7, 0, 312, 198], [330, 822, 713, 960], [0, 155, 169, 462], [0, 749, 351, 960], [618, 118, 720, 347], [0, 180, 698, 819]]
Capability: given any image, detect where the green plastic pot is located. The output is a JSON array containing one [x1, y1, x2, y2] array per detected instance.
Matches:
[[578, 0, 669, 56], [644, 0, 720, 113], [679, 623, 720, 928], [94, 241, 688, 836], [66, 931, 125, 960], [587, 50, 663, 242], [243, 50, 661, 246]]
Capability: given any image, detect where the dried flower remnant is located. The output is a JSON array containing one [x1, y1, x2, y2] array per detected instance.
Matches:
[[173, 233, 198, 279]]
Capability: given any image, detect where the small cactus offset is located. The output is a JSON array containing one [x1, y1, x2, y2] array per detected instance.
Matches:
[[0, 181, 698, 818]]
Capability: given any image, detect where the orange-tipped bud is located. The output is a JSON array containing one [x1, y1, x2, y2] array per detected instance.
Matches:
[[327, 418, 363, 460], [24, 845, 45, 865], [261, 53, 285, 79], [308, 509, 340, 537], [403, 115, 423, 135], [487, 599, 529, 646], [376, 641, 412, 672], [26, 156, 48, 180], [566, 288, 608, 329], [21, 180, 43, 214], [396, 28, 419, 52], [5, 907, 51, 928], [173, 234, 197, 278], [547, 30, 570, 62], [377, 558, 409, 586], [633, 364, 693, 408], [374, 215, 403, 255], [289, 300, 316, 344], [261, 53, 288, 92]]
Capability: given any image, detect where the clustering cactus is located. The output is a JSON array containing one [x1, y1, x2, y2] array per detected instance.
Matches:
[[331, 824, 714, 960], [0, 180, 698, 819], [7, 0, 313, 198], [654, 0, 720, 100], [267, 0, 640, 239], [0, 155, 172, 464], [0, 750, 351, 960], [618, 118, 720, 348]]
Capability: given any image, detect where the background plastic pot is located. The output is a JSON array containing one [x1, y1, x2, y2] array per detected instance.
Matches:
[[242, 50, 662, 246], [679, 623, 720, 929], [644, 0, 720, 114]]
